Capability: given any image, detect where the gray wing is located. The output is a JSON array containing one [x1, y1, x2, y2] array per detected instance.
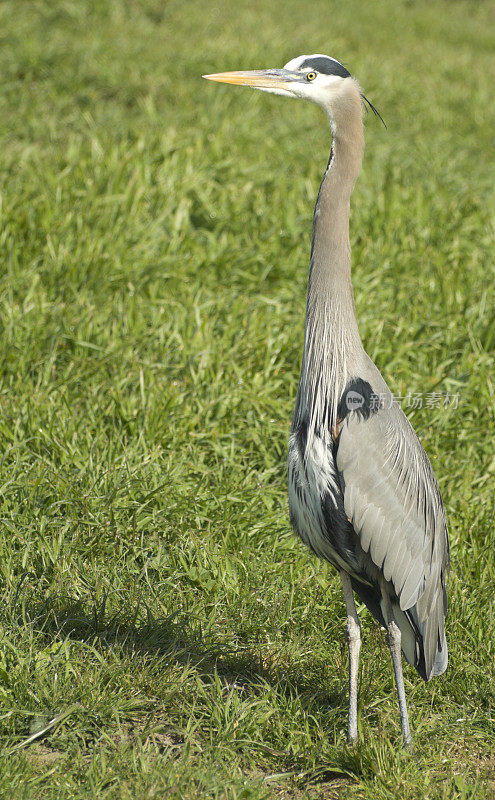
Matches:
[[335, 401, 449, 678]]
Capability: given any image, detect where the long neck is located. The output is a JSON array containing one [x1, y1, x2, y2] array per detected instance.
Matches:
[[294, 80, 365, 438]]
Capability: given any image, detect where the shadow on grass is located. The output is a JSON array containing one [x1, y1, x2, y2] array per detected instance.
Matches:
[[16, 589, 344, 715], [10, 589, 391, 788]]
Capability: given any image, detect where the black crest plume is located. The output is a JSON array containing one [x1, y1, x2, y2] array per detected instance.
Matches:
[[361, 94, 387, 129]]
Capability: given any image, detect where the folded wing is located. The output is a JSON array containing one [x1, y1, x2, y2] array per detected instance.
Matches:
[[335, 400, 449, 679]]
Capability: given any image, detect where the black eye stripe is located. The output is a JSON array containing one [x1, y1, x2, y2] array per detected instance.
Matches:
[[299, 56, 351, 78]]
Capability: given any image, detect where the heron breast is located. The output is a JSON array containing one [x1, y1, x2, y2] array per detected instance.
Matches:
[[287, 426, 358, 571]]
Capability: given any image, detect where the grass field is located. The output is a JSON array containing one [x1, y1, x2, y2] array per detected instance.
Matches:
[[0, 0, 494, 797]]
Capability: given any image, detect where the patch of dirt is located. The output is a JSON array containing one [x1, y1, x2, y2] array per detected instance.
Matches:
[[24, 743, 66, 766], [111, 718, 184, 757], [248, 768, 354, 799]]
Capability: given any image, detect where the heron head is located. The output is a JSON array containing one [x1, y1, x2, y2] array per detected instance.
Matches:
[[203, 54, 384, 126], [204, 54, 353, 107]]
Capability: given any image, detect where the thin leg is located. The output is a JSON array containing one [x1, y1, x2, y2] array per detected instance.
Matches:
[[381, 586, 412, 746], [340, 571, 361, 743]]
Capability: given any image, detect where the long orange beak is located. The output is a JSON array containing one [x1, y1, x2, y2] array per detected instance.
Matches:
[[202, 69, 298, 92]]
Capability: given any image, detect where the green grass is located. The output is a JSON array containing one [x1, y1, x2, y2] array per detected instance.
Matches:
[[0, 0, 494, 797]]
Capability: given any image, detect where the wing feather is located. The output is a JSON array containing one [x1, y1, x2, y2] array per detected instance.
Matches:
[[335, 402, 449, 678]]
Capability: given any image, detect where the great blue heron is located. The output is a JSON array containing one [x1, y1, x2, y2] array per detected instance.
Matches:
[[203, 54, 449, 746]]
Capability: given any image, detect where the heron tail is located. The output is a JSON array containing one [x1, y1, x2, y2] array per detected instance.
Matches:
[[350, 578, 448, 681], [393, 603, 448, 681]]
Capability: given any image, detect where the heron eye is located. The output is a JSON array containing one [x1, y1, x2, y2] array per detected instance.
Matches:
[[306, 71, 317, 81]]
